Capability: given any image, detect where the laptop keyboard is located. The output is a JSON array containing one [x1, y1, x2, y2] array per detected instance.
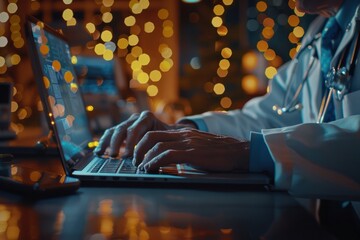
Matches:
[[90, 156, 137, 174]]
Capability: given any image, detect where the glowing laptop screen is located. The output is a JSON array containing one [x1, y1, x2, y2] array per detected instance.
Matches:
[[30, 22, 93, 161]]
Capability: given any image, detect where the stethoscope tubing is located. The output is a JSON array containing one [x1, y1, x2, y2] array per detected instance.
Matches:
[[275, 15, 360, 122]]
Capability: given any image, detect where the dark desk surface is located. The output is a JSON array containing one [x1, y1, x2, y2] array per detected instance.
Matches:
[[0, 184, 336, 240], [0, 130, 352, 240]]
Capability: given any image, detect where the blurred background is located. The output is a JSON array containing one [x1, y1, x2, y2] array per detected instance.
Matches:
[[0, 0, 314, 136]]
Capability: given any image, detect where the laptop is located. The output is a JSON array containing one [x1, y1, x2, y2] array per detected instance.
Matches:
[[25, 16, 270, 186]]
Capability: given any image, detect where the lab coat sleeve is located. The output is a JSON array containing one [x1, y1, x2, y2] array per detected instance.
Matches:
[[263, 115, 360, 199], [179, 60, 302, 140]]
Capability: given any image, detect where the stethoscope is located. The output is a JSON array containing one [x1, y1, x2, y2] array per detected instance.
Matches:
[[272, 14, 360, 123]]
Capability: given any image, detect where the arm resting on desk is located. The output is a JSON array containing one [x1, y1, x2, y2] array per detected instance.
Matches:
[[263, 115, 360, 200]]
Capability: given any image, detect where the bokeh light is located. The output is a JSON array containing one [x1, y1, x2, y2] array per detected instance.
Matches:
[[213, 83, 225, 95], [242, 75, 259, 94]]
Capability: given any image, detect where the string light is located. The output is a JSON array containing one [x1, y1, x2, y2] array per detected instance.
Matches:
[[209, 1, 234, 109], [0, 0, 308, 133], [250, 0, 306, 82]]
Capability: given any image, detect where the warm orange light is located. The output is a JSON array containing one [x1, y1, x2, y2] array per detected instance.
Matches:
[[103, 49, 114, 61], [147, 85, 158, 96], [288, 15, 300, 27], [161, 59, 174, 71], [158, 9, 169, 20], [217, 68, 228, 78], [160, 47, 172, 58], [211, 16, 223, 28], [144, 22, 155, 33], [124, 16, 136, 26], [62, 9, 73, 21], [289, 47, 297, 59], [213, 83, 225, 95], [288, 0, 296, 9], [288, 32, 299, 44], [262, 27, 274, 39], [102, 12, 113, 23], [219, 59, 230, 70], [52, 60, 61, 72], [139, 53, 150, 65], [101, 30, 113, 42], [220, 97, 232, 109], [86, 105, 94, 112], [294, 7, 305, 17], [137, 72, 149, 84], [117, 38, 128, 49], [10, 54, 21, 65], [293, 26, 304, 38], [71, 56, 78, 64], [263, 17, 274, 28], [0, 56, 5, 67], [221, 47, 232, 59], [150, 70, 161, 82], [95, 43, 106, 55], [128, 34, 139, 46], [70, 83, 79, 93], [131, 46, 143, 57], [222, 0, 233, 6], [256, 1, 267, 12], [213, 4, 225, 16], [265, 66, 278, 79], [85, 22, 96, 33], [264, 49, 276, 61], [242, 51, 258, 71], [242, 75, 259, 94], [162, 26, 174, 38], [217, 25, 228, 36]]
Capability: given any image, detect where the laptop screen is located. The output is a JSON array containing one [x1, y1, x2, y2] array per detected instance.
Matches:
[[27, 19, 93, 164]]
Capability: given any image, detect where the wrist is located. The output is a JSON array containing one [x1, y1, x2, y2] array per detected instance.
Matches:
[[173, 120, 198, 130]]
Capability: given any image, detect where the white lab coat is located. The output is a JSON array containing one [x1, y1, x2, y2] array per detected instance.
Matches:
[[184, 12, 360, 199]]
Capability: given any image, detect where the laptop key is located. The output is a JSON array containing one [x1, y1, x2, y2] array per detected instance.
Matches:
[[117, 157, 137, 173], [100, 158, 122, 173], [91, 158, 106, 173]]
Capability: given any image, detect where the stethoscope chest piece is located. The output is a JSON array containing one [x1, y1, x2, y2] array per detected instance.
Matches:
[[325, 66, 351, 100]]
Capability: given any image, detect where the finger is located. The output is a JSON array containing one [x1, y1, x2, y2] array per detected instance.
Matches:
[[94, 127, 115, 155], [108, 124, 128, 157], [141, 149, 188, 172], [140, 140, 249, 172], [138, 140, 189, 168], [133, 131, 186, 166], [108, 113, 139, 157], [124, 111, 161, 157]]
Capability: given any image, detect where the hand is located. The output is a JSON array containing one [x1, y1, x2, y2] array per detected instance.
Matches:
[[133, 129, 250, 173], [94, 111, 195, 157]]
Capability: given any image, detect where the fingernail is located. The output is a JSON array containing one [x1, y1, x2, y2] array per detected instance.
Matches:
[[144, 164, 150, 172], [132, 152, 137, 164]]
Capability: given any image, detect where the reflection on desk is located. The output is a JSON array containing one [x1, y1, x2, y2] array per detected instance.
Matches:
[[0, 188, 336, 240]]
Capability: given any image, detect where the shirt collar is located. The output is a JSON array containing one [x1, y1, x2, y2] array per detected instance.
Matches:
[[335, 0, 360, 32]]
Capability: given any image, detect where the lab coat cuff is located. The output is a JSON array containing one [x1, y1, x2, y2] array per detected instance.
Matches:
[[249, 132, 275, 180], [177, 116, 209, 132]]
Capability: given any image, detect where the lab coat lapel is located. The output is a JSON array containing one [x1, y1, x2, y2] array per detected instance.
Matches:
[[297, 17, 325, 122], [311, 33, 324, 116], [332, 11, 357, 67]]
